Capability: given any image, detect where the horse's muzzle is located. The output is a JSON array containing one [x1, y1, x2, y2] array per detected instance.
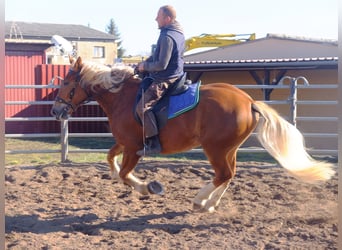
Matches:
[[50, 105, 70, 121]]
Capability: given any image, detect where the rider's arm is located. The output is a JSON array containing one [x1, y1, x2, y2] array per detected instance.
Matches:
[[143, 36, 173, 72]]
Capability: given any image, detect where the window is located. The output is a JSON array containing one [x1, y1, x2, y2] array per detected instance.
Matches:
[[93, 46, 105, 58]]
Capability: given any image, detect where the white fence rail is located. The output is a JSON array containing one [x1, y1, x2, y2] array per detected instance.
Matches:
[[5, 76, 338, 162]]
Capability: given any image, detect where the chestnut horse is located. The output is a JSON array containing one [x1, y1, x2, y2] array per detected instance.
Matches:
[[51, 56, 334, 212]]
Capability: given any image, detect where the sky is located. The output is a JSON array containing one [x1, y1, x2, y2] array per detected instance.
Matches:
[[5, 0, 338, 56]]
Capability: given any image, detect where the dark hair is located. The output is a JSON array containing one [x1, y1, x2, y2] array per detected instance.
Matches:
[[160, 5, 176, 21]]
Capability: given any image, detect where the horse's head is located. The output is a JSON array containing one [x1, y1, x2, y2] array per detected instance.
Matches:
[[50, 56, 90, 120]]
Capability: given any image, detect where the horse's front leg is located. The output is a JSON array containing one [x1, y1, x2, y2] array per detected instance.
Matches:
[[119, 151, 163, 196]]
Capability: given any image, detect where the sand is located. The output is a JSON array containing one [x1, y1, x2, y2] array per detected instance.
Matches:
[[5, 158, 338, 249]]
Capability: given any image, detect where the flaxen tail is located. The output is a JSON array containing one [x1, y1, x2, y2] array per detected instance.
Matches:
[[253, 101, 335, 183]]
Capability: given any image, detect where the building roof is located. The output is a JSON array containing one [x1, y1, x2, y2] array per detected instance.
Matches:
[[184, 34, 338, 71], [5, 21, 115, 42]]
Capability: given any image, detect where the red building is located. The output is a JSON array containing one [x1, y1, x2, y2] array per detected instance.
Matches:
[[5, 22, 114, 134]]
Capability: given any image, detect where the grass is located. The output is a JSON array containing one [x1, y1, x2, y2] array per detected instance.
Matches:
[[5, 137, 112, 166], [5, 137, 279, 167]]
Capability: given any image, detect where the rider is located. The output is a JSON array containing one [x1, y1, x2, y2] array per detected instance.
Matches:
[[136, 5, 185, 156]]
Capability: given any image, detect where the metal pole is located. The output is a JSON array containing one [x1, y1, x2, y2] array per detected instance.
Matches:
[[289, 77, 297, 127], [291, 76, 309, 127], [60, 120, 69, 162], [279, 76, 296, 126]]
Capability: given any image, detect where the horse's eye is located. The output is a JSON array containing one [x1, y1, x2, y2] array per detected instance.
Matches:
[[63, 81, 70, 86]]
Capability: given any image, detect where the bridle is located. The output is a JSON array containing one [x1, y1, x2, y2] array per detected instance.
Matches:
[[54, 67, 127, 113], [54, 69, 92, 112]]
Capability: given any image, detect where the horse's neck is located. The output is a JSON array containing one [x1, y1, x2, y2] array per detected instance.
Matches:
[[94, 78, 140, 119]]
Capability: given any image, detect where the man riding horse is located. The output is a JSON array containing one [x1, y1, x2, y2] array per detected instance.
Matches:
[[135, 5, 185, 156]]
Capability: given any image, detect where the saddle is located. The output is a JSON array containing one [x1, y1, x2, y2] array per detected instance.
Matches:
[[134, 73, 201, 129]]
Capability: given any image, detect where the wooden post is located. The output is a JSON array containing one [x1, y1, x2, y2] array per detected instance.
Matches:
[[60, 120, 69, 162]]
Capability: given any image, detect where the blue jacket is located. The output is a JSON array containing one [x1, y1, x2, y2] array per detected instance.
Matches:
[[144, 21, 185, 81]]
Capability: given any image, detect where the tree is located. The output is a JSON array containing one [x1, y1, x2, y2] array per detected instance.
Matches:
[[106, 18, 125, 58]]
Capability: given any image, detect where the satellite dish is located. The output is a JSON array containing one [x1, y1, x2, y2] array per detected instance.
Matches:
[[51, 35, 73, 55]]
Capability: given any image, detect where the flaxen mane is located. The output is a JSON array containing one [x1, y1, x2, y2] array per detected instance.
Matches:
[[78, 62, 135, 93]]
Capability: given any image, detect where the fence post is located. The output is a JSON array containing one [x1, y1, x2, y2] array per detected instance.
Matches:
[[289, 78, 297, 127], [60, 120, 69, 162], [279, 76, 296, 126], [290, 77, 310, 127]]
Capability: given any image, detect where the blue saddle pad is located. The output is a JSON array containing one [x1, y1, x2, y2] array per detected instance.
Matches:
[[168, 81, 201, 119]]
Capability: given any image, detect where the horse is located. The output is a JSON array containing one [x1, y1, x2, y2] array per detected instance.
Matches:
[[50, 56, 335, 213]]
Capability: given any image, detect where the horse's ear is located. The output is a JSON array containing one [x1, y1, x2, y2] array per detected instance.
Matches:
[[73, 56, 83, 71], [69, 55, 75, 65]]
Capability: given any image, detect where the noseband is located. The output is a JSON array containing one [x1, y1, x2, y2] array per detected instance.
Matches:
[[55, 84, 79, 112]]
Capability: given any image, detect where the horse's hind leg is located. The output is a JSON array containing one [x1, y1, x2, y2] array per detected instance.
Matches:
[[193, 180, 231, 213], [193, 148, 237, 212], [107, 143, 124, 179]]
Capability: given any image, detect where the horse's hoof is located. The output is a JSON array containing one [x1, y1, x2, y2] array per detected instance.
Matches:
[[193, 203, 206, 212], [147, 181, 164, 195], [193, 203, 216, 213]]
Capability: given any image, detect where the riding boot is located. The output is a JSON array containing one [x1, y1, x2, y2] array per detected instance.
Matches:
[[137, 110, 162, 156], [137, 135, 161, 156]]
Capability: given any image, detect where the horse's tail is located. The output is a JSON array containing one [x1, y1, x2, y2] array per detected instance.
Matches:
[[252, 101, 335, 183]]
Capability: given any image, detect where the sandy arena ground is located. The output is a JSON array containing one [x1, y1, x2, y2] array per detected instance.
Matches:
[[5, 158, 338, 249]]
